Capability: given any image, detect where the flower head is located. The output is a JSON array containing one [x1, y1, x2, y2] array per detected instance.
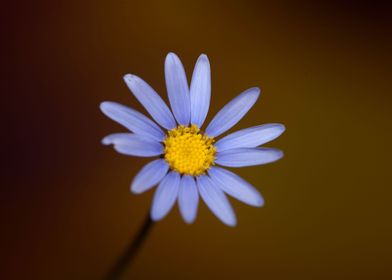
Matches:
[[163, 124, 216, 176], [101, 53, 285, 226]]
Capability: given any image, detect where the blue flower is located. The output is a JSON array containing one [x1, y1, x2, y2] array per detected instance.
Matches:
[[100, 53, 285, 226]]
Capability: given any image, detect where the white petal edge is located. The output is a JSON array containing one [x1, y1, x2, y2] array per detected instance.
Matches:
[[215, 123, 285, 152], [102, 133, 163, 157], [100, 101, 165, 142], [205, 87, 260, 137], [131, 159, 169, 194], [165, 52, 191, 125], [190, 54, 211, 128], [123, 74, 176, 130], [197, 175, 237, 227], [151, 171, 180, 221], [208, 167, 264, 207], [178, 175, 199, 224], [216, 148, 283, 167]]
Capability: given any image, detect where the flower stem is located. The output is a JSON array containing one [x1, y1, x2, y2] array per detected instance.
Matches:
[[105, 214, 154, 280]]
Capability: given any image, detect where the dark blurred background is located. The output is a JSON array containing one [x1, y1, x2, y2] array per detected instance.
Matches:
[[1, 0, 392, 279]]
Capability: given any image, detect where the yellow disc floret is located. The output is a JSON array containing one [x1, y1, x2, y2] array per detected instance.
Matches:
[[164, 125, 216, 176]]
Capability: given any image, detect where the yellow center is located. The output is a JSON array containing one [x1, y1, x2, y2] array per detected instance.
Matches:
[[163, 125, 216, 176]]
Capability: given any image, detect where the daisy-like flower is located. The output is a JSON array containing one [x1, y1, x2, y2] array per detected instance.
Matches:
[[100, 53, 285, 226]]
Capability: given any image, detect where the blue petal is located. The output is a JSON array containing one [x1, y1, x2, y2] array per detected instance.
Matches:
[[205, 87, 260, 137], [101, 133, 132, 145], [151, 171, 180, 221], [216, 148, 283, 167], [100, 101, 165, 142], [197, 175, 236, 226], [123, 74, 176, 130], [165, 53, 191, 125], [215, 123, 285, 152], [131, 159, 169, 194], [102, 133, 163, 157], [190, 54, 211, 128], [178, 175, 199, 224], [208, 167, 264, 207]]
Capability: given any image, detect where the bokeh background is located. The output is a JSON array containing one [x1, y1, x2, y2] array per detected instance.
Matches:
[[2, 0, 392, 279]]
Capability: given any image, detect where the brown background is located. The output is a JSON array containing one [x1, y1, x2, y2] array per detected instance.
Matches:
[[2, 0, 392, 279]]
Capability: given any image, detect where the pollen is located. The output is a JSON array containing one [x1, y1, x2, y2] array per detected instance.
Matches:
[[164, 125, 216, 176]]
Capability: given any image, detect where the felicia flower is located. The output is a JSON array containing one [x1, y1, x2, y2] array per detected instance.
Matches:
[[100, 53, 284, 226]]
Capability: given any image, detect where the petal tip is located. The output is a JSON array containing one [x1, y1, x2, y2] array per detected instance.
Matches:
[[226, 219, 237, 227], [166, 52, 179, 61], [150, 208, 167, 222], [275, 150, 284, 161], [99, 101, 109, 109], [198, 53, 209, 62], [241, 87, 261, 102], [99, 101, 113, 114], [123, 74, 138, 84], [184, 216, 196, 224], [269, 123, 286, 138], [255, 197, 265, 207], [249, 87, 261, 97], [150, 212, 161, 222], [130, 183, 142, 194], [101, 136, 112, 145], [123, 73, 133, 80], [150, 207, 162, 221]]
